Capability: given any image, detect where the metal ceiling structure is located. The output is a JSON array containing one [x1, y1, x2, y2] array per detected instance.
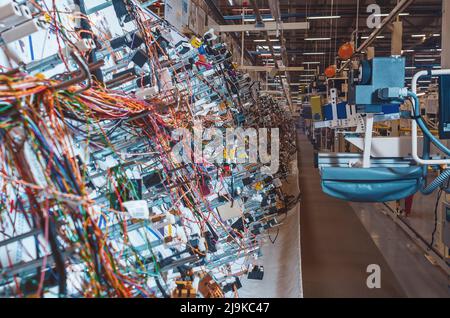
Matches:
[[211, 0, 443, 90]]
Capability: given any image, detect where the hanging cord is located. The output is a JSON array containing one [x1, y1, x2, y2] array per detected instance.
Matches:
[[430, 187, 443, 247]]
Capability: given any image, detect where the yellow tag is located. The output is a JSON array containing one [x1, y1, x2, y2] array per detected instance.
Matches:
[[190, 37, 202, 48], [35, 73, 46, 80], [44, 13, 52, 23], [254, 182, 263, 191], [237, 152, 248, 159]]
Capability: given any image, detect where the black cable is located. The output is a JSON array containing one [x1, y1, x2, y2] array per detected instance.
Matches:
[[155, 277, 169, 298], [268, 228, 279, 244], [430, 188, 443, 247]]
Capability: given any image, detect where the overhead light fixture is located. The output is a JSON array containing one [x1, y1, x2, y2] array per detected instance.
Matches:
[[301, 74, 316, 77], [411, 34, 426, 38], [374, 13, 409, 17], [302, 61, 321, 64], [303, 52, 325, 55], [253, 39, 279, 42], [415, 58, 436, 62], [305, 37, 331, 41], [262, 18, 275, 22], [306, 15, 341, 20], [405, 66, 417, 69], [361, 36, 385, 39], [433, 34, 441, 37], [415, 55, 440, 58]]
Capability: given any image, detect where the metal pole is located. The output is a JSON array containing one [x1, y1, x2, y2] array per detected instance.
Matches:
[[443, 0, 450, 68], [338, 0, 415, 73]]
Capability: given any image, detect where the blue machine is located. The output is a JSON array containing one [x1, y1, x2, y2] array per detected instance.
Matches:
[[322, 102, 399, 121], [318, 56, 426, 203], [349, 57, 405, 113], [438, 75, 450, 139]]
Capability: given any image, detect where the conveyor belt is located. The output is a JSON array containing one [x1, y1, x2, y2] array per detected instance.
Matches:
[[297, 133, 406, 298]]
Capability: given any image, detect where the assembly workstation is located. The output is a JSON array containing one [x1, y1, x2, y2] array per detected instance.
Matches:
[[0, 0, 448, 299]]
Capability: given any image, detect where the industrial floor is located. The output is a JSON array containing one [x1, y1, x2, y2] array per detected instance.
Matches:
[[241, 131, 449, 298]]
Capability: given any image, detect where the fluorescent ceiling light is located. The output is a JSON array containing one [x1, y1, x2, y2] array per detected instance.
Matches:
[[254, 39, 279, 42], [262, 18, 275, 22], [405, 66, 417, 69], [302, 61, 321, 64], [411, 34, 426, 38], [361, 36, 385, 39], [305, 37, 331, 41], [307, 15, 341, 20], [415, 58, 435, 62], [374, 13, 409, 17], [415, 55, 440, 58], [301, 74, 316, 77], [303, 52, 325, 55]]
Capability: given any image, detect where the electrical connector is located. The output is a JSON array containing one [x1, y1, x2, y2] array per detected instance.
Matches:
[[377, 87, 408, 100]]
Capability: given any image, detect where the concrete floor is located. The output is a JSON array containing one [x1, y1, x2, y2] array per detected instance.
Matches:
[[351, 202, 449, 297]]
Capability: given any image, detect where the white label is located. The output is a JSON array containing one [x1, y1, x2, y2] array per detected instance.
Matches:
[[122, 200, 149, 219]]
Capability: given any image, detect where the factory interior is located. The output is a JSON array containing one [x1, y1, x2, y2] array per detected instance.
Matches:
[[0, 0, 449, 300]]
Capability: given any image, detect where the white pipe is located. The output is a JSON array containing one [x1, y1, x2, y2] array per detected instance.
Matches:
[[411, 69, 450, 165]]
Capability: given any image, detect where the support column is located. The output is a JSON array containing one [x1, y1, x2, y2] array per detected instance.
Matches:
[[443, 0, 450, 68], [391, 21, 403, 56]]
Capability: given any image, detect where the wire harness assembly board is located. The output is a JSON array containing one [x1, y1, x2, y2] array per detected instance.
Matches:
[[0, 0, 297, 298]]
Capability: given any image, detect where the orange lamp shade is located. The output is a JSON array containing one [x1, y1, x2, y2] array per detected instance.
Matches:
[[325, 65, 336, 78], [338, 42, 354, 60]]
